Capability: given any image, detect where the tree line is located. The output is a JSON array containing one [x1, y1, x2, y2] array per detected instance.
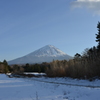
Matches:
[[0, 60, 11, 73]]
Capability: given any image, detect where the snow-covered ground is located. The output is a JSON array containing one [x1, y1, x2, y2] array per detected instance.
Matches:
[[0, 74, 100, 100]]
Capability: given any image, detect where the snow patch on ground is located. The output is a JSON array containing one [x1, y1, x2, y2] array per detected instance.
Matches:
[[24, 72, 46, 76], [0, 74, 100, 100]]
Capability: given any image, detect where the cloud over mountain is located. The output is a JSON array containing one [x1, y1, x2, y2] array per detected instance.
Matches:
[[71, 0, 100, 15]]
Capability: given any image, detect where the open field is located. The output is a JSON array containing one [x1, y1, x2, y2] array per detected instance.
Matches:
[[0, 74, 100, 100]]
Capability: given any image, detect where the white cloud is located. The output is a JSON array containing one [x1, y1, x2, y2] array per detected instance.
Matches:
[[77, 0, 100, 2], [71, 0, 100, 15]]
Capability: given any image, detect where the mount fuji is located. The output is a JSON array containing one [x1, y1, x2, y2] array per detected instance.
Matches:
[[8, 45, 73, 64]]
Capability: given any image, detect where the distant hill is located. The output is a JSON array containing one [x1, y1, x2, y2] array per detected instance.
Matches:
[[8, 45, 73, 65]]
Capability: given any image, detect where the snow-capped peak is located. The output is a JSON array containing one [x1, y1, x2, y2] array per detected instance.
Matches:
[[27, 45, 67, 57], [8, 45, 72, 64]]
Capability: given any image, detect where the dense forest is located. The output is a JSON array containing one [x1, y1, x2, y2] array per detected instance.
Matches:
[[0, 22, 100, 79]]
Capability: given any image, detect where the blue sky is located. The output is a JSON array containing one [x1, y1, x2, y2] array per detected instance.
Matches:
[[0, 0, 100, 61]]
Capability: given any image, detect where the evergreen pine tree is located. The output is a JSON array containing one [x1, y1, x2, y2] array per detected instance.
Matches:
[[96, 22, 100, 50], [3, 60, 9, 73]]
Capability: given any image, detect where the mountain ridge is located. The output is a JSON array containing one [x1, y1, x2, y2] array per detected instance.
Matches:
[[8, 45, 73, 65], [26, 45, 68, 57]]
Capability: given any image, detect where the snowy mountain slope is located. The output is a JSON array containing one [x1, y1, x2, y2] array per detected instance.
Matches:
[[27, 45, 67, 57], [8, 45, 73, 64]]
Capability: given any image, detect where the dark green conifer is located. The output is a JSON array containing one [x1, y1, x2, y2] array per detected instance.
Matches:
[[96, 22, 100, 50]]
